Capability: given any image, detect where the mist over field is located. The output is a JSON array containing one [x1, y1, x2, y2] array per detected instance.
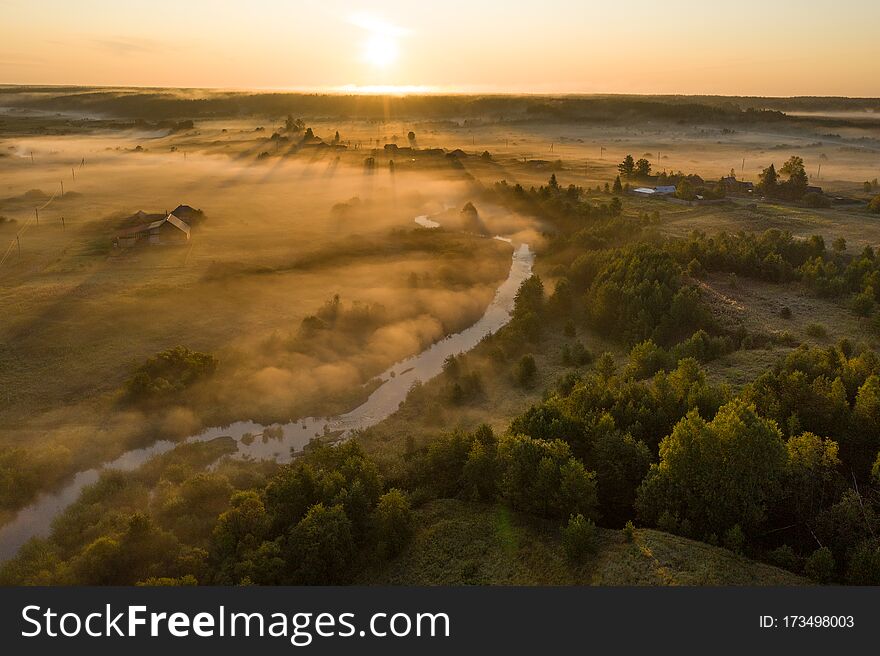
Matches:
[[0, 83, 879, 587]]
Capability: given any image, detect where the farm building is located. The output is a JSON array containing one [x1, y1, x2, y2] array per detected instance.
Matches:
[[721, 176, 754, 193], [632, 185, 677, 197], [114, 213, 191, 248]]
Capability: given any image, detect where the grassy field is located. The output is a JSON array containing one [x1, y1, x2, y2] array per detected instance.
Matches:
[[360, 499, 805, 585]]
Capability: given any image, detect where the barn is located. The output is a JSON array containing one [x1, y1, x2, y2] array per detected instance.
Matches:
[[114, 213, 191, 248]]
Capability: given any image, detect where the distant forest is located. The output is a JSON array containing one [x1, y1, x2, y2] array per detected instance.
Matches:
[[1, 87, 879, 124]]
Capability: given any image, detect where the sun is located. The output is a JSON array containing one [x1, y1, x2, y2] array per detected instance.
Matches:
[[362, 34, 399, 68]]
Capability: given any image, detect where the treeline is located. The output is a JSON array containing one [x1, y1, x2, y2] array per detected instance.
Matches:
[[0, 88, 794, 124], [673, 228, 880, 318]]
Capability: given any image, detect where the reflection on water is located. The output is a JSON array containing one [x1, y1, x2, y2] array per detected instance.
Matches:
[[0, 233, 533, 561]]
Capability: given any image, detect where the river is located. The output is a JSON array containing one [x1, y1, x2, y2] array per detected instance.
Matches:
[[0, 220, 533, 561]]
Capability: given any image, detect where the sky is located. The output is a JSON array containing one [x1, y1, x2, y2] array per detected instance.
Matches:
[[1, 0, 879, 96]]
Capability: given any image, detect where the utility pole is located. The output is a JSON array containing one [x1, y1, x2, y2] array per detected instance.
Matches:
[[35, 208, 39, 225], [17, 235, 21, 256], [30, 151, 34, 163], [600, 146, 605, 159], [60, 180, 64, 197], [817, 163, 822, 180], [72, 168, 76, 181], [61, 216, 65, 231]]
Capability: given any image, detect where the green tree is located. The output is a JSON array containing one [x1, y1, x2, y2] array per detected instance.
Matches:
[[675, 179, 696, 201], [612, 175, 623, 194], [618, 155, 635, 177], [758, 163, 779, 196], [635, 158, 652, 177], [784, 433, 842, 525], [805, 546, 836, 583], [285, 503, 354, 584], [372, 489, 413, 558], [498, 434, 598, 519], [636, 400, 787, 537], [609, 197, 623, 217]]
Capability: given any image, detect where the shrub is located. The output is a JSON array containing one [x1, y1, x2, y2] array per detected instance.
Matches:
[[515, 354, 538, 388], [723, 524, 745, 554], [622, 520, 636, 543], [562, 513, 598, 561], [805, 323, 827, 338], [767, 544, 799, 571], [125, 346, 217, 403], [803, 192, 831, 208], [804, 546, 836, 583], [869, 195, 880, 214]]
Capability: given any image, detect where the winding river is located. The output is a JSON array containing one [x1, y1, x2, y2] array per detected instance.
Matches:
[[0, 218, 533, 561]]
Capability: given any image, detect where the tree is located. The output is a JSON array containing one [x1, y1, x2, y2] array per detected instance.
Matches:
[[869, 195, 880, 214], [758, 163, 779, 196], [612, 175, 623, 194], [618, 155, 635, 177], [333, 130, 340, 144], [636, 400, 787, 537], [609, 197, 623, 217], [549, 173, 559, 189], [372, 489, 413, 558], [784, 433, 842, 525], [285, 503, 354, 584], [407, 130, 416, 146], [675, 179, 696, 201], [588, 415, 651, 524], [779, 156, 808, 199], [284, 115, 305, 133], [635, 158, 652, 177], [805, 546, 836, 583], [498, 434, 598, 519]]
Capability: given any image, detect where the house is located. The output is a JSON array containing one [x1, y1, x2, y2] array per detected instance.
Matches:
[[170, 204, 204, 226], [632, 187, 658, 196], [721, 176, 754, 193], [114, 213, 191, 248], [654, 185, 677, 195]]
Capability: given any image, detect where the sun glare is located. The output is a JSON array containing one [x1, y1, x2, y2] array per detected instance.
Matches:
[[362, 33, 398, 68]]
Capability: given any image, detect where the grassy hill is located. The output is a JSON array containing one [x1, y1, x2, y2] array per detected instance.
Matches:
[[360, 499, 806, 586]]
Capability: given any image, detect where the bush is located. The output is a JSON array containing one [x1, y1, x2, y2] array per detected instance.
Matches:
[[767, 544, 799, 571], [870, 195, 880, 214], [805, 323, 827, 338], [562, 513, 598, 561], [804, 546, 836, 583], [125, 346, 217, 403], [723, 524, 745, 554], [622, 520, 636, 543], [803, 192, 831, 208], [515, 354, 538, 388]]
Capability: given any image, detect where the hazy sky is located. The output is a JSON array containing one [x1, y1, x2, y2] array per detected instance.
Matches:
[[1, 0, 878, 96]]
